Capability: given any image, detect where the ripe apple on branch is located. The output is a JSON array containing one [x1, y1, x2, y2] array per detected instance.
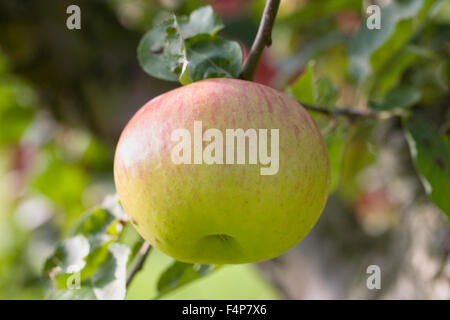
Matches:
[[114, 0, 332, 267], [43, 0, 448, 300], [114, 78, 330, 264]]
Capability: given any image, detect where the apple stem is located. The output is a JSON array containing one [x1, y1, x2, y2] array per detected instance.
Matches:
[[126, 241, 151, 287], [240, 0, 281, 81]]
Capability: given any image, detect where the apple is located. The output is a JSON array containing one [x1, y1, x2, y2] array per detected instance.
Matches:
[[114, 78, 329, 264]]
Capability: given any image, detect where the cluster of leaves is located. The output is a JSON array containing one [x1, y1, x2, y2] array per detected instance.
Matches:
[[0, 0, 445, 301], [43, 0, 449, 300], [138, 6, 243, 84], [43, 195, 219, 299], [44, 196, 130, 299], [285, 0, 449, 219], [0, 49, 121, 298], [351, 0, 449, 218], [0, 3, 253, 301]]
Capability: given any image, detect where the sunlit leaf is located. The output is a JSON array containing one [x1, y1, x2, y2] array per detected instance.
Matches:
[[287, 61, 316, 105], [44, 196, 131, 299], [179, 6, 224, 38], [90, 243, 130, 300], [73, 207, 123, 249], [43, 235, 90, 289]]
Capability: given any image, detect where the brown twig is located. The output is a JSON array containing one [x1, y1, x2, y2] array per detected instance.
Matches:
[[126, 241, 151, 287], [238, 0, 379, 122], [299, 101, 378, 120], [239, 0, 281, 80]]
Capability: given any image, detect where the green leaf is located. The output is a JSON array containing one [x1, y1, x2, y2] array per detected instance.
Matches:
[[349, 0, 432, 84], [44, 196, 131, 299], [338, 124, 377, 201], [137, 6, 240, 84], [370, 48, 418, 97], [89, 243, 130, 300], [47, 242, 130, 300], [286, 61, 316, 105], [317, 76, 339, 108], [179, 6, 224, 38], [157, 261, 218, 297], [369, 86, 422, 111], [73, 207, 123, 249], [289, 70, 344, 191], [326, 122, 348, 193], [405, 116, 450, 219], [137, 17, 184, 82], [43, 235, 90, 289], [181, 34, 242, 85]]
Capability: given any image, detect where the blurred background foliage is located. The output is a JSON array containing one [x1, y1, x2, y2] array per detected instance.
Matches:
[[0, 0, 448, 299]]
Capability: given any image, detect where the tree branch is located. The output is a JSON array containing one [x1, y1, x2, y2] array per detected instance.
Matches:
[[126, 242, 151, 287], [299, 101, 378, 120], [240, 0, 281, 80], [239, 0, 379, 121]]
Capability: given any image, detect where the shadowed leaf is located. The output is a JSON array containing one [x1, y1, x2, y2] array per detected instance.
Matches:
[[405, 116, 450, 219], [137, 6, 240, 84], [157, 261, 218, 297], [369, 86, 422, 111]]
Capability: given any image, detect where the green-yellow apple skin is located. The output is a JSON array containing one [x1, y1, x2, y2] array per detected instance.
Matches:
[[114, 78, 329, 264]]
